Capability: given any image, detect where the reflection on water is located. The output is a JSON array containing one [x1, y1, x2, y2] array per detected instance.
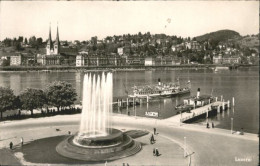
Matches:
[[0, 67, 258, 133]]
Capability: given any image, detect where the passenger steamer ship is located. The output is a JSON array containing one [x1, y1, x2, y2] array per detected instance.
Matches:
[[129, 78, 191, 98]]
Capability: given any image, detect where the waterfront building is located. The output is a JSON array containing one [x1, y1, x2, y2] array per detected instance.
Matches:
[[37, 54, 61, 65], [76, 55, 85, 67], [9, 52, 36, 66], [144, 56, 181, 66], [10, 54, 22, 66], [213, 54, 223, 64], [125, 56, 145, 65], [213, 54, 241, 64], [222, 55, 241, 64], [75, 54, 124, 67], [145, 57, 155, 66]]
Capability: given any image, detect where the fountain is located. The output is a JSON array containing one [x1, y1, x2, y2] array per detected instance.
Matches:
[[56, 72, 141, 161]]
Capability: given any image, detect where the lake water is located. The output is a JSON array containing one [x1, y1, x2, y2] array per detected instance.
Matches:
[[0, 67, 258, 134]]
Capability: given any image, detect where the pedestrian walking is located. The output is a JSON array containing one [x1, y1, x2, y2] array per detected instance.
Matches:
[[151, 134, 155, 144], [155, 148, 160, 156], [240, 128, 244, 135], [9, 142, 13, 150], [212, 122, 214, 128], [206, 122, 210, 128], [150, 136, 153, 144], [153, 148, 156, 156], [21, 137, 24, 146], [153, 128, 156, 135], [68, 131, 71, 135]]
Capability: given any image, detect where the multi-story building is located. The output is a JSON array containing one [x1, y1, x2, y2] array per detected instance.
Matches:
[[76, 55, 85, 67], [213, 54, 241, 64], [213, 54, 223, 64], [144, 57, 154, 66], [145, 56, 181, 66], [75, 54, 125, 67], [222, 55, 241, 64], [10, 54, 22, 66]]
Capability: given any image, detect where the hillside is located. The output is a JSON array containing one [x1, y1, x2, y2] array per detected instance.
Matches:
[[229, 35, 259, 52], [195, 30, 241, 42], [0, 47, 46, 57]]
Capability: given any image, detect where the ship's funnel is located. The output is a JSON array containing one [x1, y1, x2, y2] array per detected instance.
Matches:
[[158, 78, 161, 86], [197, 88, 200, 98]]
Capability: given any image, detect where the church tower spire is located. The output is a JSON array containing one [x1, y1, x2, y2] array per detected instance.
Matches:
[[47, 23, 53, 46], [46, 23, 53, 55], [53, 23, 60, 54], [55, 24, 60, 45]]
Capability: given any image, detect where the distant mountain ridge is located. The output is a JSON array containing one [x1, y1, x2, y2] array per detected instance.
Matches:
[[195, 30, 241, 42]]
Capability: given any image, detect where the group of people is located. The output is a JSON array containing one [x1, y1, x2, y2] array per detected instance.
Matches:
[[206, 122, 214, 128], [151, 128, 160, 157], [153, 148, 160, 156], [46, 107, 81, 115], [5, 107, 81, 121], [9, 137, 23, 150]]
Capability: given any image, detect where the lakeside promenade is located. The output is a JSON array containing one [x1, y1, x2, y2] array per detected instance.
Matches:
[[0, 64, 253, 72], [0, 113, 258, 166]]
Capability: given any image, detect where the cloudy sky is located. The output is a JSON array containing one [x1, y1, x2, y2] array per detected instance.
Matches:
[[0, 1, 259, 41]]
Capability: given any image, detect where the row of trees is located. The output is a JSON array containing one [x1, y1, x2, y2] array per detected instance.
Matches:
[[2, 36, 44, 50], [0, 81, 77, 119]]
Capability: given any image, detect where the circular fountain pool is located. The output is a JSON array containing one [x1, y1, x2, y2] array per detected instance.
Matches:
[[56, 128, 141, 161]]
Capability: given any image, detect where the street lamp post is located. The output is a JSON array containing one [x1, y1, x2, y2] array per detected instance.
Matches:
[[180, 111, 182, 126], [231, 118, 233, 134], [184, 137, 186, 157]]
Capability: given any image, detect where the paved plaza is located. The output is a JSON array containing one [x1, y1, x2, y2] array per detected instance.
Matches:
[[0, 114, 258, 166]]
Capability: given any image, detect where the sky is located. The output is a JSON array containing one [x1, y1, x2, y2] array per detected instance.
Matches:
[[0, 1, 259, 41]]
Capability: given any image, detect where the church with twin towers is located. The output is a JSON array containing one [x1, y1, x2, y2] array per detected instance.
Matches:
[[46, 23, 60, 55]]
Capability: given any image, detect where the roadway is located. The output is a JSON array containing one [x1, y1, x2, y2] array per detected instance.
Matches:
[[0, 114, 258, 166]]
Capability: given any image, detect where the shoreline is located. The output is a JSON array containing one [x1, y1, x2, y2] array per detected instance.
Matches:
[[1, 113, 258, 139], [1, 108, 259, 135], [0, 64, 257, 72]]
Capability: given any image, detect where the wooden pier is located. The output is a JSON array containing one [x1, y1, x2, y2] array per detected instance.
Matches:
[[165, 101, 229, 124], [113, 97, 148, 108], [114, 96, 232, 124]]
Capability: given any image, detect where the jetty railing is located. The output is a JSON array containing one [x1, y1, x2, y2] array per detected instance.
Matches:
[[180, 102, 228, 122]]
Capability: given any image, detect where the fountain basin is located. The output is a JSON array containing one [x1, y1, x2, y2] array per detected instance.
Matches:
[[56, 128, 142, 161], [73, 128, 124, 147]]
